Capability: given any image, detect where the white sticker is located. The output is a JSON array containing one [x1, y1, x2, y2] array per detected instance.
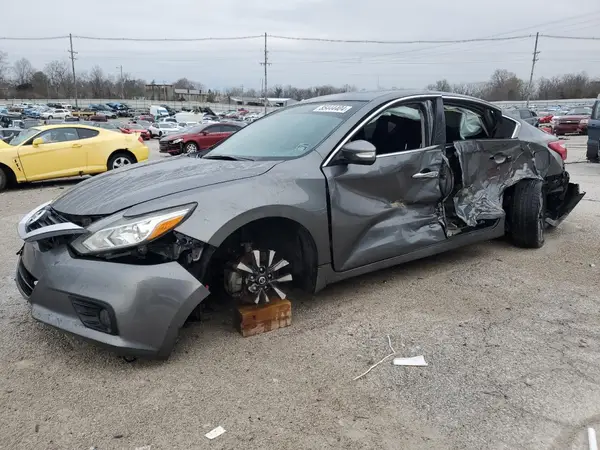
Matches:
[[313, 105, 352, 113]]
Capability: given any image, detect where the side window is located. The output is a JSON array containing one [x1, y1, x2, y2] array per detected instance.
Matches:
[[444, 106, 489, 143], [37, 128, 79, 144], [592, 101, 600, 120], [519, 110, 532, 119], [222, 125, 239, 133], [353, 104, 424, 156], [205, 125, 222, 133], [77, 128, 99, 140]]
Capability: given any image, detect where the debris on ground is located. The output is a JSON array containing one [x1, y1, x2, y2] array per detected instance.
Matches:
[[354, 335, 397, 381], [205, 426, 226, 440], [393, 355, 428, 367]]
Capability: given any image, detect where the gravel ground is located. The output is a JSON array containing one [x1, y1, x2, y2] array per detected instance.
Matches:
[[1, 136, 600, 450]]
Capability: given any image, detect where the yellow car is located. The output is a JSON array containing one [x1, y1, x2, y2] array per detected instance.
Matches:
[[0, 124, 149, 191]]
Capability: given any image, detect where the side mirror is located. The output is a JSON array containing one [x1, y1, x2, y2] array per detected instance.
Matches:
[[32, 138, 44, 147], [201, 131, 208, 136], [339, 140, 376, 165]]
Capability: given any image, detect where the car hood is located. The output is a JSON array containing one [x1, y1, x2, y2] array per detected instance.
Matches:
[[555, 115, 589, 120], [51, 156, 277, 216], [160, 132, 191, 141]]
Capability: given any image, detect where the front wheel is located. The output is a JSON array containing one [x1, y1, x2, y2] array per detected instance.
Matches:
[[48, 116, 53, 120], [108, 153, 135, 170], [184, 142, 198, 153], [158, 131, 163, 138], [508, 179, 545, 249], [224, 247, 294, 305]]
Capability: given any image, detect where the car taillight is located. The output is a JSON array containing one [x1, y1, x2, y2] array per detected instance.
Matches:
[[548, 141, 567, 161], [138, 134, 144, 144]]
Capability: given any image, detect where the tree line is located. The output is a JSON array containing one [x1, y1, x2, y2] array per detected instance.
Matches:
[[427, 69, 599, 101], [0, 52, 597, 102]]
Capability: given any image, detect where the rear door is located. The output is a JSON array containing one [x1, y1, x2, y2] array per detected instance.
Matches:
[[442, 98, 546, 227], [588, 100, 600, 161], [323, 97, 448, 272]]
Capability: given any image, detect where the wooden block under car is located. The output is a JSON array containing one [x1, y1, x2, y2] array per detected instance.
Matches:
[[235, 299, 292, 337]]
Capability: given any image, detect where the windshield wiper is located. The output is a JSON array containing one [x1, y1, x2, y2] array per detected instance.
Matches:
[[203, 155, 254, 161]]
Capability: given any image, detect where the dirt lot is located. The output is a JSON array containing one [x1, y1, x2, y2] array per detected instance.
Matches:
[[1, 136, 600, 450]]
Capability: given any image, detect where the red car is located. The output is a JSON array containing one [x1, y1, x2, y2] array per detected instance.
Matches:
[[159, 122, 244, 155], [120, 123, 151, 140], [551, 107, 592, 135]]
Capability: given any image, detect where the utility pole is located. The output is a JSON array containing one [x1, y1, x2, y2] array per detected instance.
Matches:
[[526, 32, 540, 107], [116, 65, 124, 99], [68, 34, 78, 108], [259, 32, 271, 115]]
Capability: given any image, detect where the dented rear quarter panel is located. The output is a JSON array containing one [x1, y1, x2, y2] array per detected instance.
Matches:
[[452, 139, 551, 227]]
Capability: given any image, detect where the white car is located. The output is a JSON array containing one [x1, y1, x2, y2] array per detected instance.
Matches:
[[148, 122, 181, 138], [40, 109, 71, 120], [158, 117, 177, 124]]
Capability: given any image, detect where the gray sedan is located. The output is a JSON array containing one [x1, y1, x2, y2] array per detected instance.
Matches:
[[15, 90, 584, 359]]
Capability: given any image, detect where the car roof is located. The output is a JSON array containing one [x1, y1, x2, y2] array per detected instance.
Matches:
[[32, 124, 103, 131]]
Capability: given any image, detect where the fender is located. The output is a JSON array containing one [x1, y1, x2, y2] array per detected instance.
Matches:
[[0, 144, 27, 182]]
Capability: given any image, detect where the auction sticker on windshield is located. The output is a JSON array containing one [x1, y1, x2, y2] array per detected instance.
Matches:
[[313, 105, 353, 113]]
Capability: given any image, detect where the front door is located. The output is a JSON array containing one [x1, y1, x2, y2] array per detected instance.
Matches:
[[323, 99, 447, 272], [588, 100, 600, 161], [18, 127, 86, 181]]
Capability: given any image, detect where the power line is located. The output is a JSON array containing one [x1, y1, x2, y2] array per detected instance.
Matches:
[[268, 34, 534, 44], [0, 35, 68, 41], [71, 35, 263, 42], [540, 34, 600, 40]]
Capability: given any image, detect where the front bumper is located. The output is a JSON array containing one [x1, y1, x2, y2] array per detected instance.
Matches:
[[553, 123, 581, 134], [159, 140, 182, 154], [16, 242, 209, 359]]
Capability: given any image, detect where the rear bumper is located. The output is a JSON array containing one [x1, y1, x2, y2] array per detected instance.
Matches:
[[546, 181, 585, 227], [16, 242, 210, 359]]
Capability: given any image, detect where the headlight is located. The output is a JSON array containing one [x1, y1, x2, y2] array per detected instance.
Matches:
[[580, 118, 589, 124], [172, 138, 183, 144], [81, 205, 194, 252]]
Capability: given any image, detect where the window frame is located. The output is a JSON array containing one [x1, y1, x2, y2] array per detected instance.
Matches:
[[76, 127, 100, 140], [322, 96, 436, 167]]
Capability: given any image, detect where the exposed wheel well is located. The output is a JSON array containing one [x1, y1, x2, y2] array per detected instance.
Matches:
[[0, 163, 17, 187], [107, 149, 137, 166], [205, 217, 319, 295]]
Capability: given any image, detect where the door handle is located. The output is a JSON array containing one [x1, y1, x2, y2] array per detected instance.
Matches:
[[412, 170, 439, 179], [72, 143, 82, 148], [490, 153, 512, 164]]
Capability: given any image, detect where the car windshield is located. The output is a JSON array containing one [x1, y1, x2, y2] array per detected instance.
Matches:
[[159, 123, 176, 128], [567, 107, 591, 115], [9, 127, 40, 146], [207, 101, 363, 160]]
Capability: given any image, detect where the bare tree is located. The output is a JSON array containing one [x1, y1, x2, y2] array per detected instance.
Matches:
[[13, 58, 34, 85], [44, 60, 71, 97], [89, 65, 105, 98], [0, 51, 8, 84], [427, 79, 451, 92]]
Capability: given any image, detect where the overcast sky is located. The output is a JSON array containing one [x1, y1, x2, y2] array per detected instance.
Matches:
[[1, 0, 599, 91]]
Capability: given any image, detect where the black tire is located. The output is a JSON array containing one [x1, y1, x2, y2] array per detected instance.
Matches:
[[0, 168, 8, 191], [508, 179, 545, 249], [107, 153, 135, 170], [158, 131, 163, 138]]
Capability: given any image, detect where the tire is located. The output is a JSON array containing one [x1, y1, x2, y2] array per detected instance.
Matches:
[[184, 142, 198, 153], [0, 168, 8, 192], [48, 116, 53, 120], [107, 153, 135, 170], [158, 131, 163, 138], [508, 179, 545, 249]]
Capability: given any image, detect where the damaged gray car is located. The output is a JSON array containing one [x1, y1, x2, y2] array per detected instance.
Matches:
[[15, 91, 584, 359]]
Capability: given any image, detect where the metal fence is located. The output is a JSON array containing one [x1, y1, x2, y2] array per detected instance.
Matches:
[[1, 98, 279, 114]]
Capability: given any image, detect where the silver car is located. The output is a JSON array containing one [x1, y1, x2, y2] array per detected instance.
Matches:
[[16, 90, 583, 359]]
